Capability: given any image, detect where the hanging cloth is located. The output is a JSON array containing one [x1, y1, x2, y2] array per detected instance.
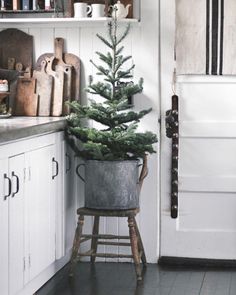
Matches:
[[176, 0, 236, 75]]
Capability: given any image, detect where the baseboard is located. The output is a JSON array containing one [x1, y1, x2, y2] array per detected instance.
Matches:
[[158, 256, 236, 268], [18, 251, 71, 295]]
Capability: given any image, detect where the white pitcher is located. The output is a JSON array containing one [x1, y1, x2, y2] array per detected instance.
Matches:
[[111, 1, 131, 19], [74, 3, 92, 18]]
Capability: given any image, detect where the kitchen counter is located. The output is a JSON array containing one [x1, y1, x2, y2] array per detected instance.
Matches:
[[0, 116, 66, 144]]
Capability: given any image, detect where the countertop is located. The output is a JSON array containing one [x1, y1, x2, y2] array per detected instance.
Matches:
[[0, 116, 66, 144]]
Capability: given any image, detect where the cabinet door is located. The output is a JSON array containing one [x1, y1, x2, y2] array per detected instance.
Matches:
[[54, 136, 64, 260], [63, 142, 76, 254], [26, 145, 56, 281], [55, 135, 77, 257], [0, 158, 9, 295], [8, 154, 25, 295]]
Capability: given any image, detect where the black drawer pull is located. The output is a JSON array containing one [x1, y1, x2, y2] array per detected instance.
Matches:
[[66, 153, 71, 173], [4, 173, 11, 200], [12, 172, 19, 197], [52, 157, 59, 179]]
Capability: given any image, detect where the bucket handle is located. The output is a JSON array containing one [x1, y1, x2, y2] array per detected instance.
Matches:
[[76, 163, 85, 182], [138, 154, 148, 190]]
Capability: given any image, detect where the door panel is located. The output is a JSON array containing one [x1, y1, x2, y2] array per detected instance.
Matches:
[[27, 145, 56, 280], [9, 154, 25, 295], [178, 192, 236, 231], [63, 142, 76, 254], [161, 79, 236, 259], [179, 138, 236, 176], [0, 159, 9, 295]]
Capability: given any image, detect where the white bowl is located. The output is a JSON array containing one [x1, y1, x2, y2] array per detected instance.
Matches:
[[0, 84, 8, 92]]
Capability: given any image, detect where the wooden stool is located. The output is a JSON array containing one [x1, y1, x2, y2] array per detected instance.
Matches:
[[69, 207, 147, 281]]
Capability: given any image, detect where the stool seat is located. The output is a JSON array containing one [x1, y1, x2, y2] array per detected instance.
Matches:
[[69, 207, 146, 281], [77, 207, 140, 217]]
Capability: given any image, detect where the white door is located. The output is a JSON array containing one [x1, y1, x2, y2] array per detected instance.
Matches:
[[26, 145, 56, 281], [0, 158, 9, 295], [160, 0, 236, 259], [161, 77, 236, 259], [8, 154, 25, 295]]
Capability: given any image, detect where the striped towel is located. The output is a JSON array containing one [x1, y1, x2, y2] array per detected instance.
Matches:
[[176, 0, 236, 75]]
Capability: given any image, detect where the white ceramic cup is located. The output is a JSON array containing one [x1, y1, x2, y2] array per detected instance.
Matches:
[[74, 3, 92, 18], [91, 4, 105, 18]]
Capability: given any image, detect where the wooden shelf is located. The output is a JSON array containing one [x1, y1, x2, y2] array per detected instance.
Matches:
[[0, 17, 139, 28], [0, 9, 58, 13]]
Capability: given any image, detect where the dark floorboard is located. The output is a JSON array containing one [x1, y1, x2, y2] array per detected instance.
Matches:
[[36, 262, 236, 295]]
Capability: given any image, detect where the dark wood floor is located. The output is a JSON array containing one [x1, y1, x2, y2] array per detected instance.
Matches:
[[36, 262, 236, 295]]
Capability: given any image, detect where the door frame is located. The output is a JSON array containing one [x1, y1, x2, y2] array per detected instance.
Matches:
[[159, 0, 177, 258]]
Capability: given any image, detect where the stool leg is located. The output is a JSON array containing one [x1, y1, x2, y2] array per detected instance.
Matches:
[[128, 216, 142, 281], [91, 216, 100, 263], [134, 218, 147, 266], [69, 215, 84, 277]]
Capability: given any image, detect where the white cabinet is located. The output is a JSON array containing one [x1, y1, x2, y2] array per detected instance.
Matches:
[[54, 133, 77, 258], [63, 142, 76, 254], [0, 158, 9, 295], [0, 132, 67, 295], [25, 145, 56, 282], [0, 154, 25, 295], [8, 154, 25, 295], [0, 131, 76, 295]]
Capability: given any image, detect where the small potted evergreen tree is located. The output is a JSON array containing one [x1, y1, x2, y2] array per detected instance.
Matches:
[[66, 18, 157, 210]]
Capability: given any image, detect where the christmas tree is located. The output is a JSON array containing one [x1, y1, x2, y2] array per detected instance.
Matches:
[[66, 18, 157, 161]]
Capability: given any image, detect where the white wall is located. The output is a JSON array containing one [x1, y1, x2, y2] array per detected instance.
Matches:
[[0, 0, 160, 263]]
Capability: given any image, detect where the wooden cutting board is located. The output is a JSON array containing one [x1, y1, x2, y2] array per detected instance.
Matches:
[[63, 54, 80, 104], [14, 69, 38, 116], [36, 47, 80, 103], [0, 28, 33, 70], [45, 56, 64, 117], [33, 60, 53, 116], [54, 38, 72, 115]]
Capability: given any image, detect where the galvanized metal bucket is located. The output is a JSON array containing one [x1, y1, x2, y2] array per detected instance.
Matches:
[[76, 160, 141, 210]]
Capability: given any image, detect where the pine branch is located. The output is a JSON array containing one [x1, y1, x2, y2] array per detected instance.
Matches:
[[117, 64, 135, 77], [127, 123, 138, 132], [117, 67, 135, 80], [114, 55, 132, 73], [116, 98, 132, 111], [117, 24, 130, 45], [86, 82, 112, 100], [89, 101, 114, 115], [111, 108, 152, 125], [114, 81, 143, 100], [96, 33, 113, 49], [66, 113, 82, 127], [96, 51, 113, 69], [67, 101, 89, 117], [107, 21, 116, 48], [116, 46, 124, 55], [90, 60, 110, 76], [86, 109, 113, 127]]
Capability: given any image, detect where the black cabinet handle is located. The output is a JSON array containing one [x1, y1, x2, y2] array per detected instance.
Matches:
[[12, 172, 19, 197], [66, 153, 71, 173], [4, 173, 11, 200], [52, 157, 59, 179]]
